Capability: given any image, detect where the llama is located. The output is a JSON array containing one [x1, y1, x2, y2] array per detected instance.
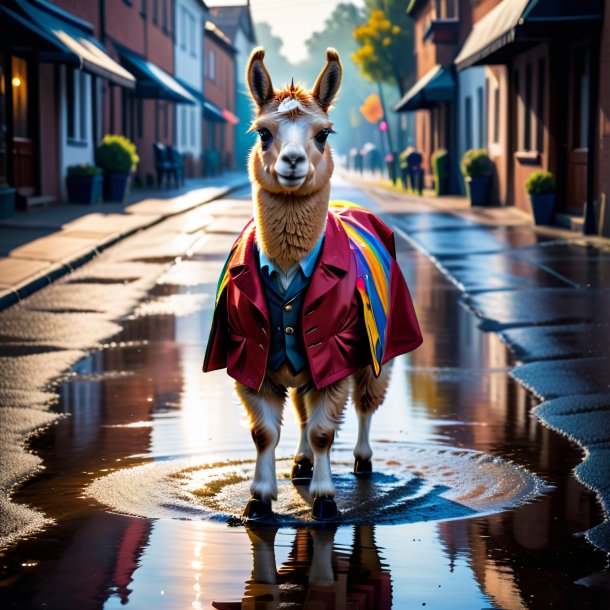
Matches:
[[204, 47, 422, 521]]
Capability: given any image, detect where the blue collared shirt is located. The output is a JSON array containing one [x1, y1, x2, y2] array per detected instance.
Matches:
[[258, 236, 324, 294]]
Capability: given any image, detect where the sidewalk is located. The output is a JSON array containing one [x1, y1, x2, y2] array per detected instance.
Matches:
[[351, 173, 610, 552], [0, 172, 249, 311]]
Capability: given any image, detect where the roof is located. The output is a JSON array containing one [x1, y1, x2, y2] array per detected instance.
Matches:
[[208, 2, 256, 44], [204, 20, 238, 54], [406, 0, 428, 18]]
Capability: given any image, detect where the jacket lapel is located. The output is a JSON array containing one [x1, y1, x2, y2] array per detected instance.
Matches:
[[304, 212, 351, 309], [229, 223, 269, 320]]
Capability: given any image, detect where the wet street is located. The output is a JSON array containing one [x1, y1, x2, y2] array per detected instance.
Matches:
[[1, 177, 609, 609]]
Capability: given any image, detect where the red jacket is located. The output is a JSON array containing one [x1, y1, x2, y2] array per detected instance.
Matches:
[[203, 206, 422, 391]]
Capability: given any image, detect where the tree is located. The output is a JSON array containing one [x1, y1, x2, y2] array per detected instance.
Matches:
[[352, 0, 415, 96]]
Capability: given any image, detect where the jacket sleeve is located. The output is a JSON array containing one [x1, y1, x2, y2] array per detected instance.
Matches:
[[202, 288, 228, 372]]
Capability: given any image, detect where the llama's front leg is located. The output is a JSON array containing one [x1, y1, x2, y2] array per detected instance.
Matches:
[[290, 387, 313, 484], [236, 380, 285, 520], [304, 379, 349, 520]]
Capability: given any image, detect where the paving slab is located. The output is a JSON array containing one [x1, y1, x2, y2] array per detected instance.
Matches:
[[511, 357, 610, 400], [10, 234, 99, 263], [501, 323, 610, 362], [0, 258, 52, 286], [467, 287, 610, 329]]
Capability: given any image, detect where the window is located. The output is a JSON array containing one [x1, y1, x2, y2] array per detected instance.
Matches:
[[180, 7, 187, 49], [207, 49, 216, 81], [152, 0, 158, 24], [465, 96, 473, 150], [162, 0, 168, 32], [66, 68, 88, 143], [536, 58, 545, 152], [190, 107, 195, 146], [524, 63, 532, 150], [477, 86, 484, 148], [181, 106, 187, 146], [140, 0, 147, 17], [493, 87, 500, 143], [189, 14, 196, 57], [435, 0, 458, 19]]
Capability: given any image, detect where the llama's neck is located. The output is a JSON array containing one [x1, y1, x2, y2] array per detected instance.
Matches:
[[254, 181, 330, 273]]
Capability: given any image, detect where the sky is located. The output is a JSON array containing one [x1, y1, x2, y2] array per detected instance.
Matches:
[[205, 0, 366, 63]]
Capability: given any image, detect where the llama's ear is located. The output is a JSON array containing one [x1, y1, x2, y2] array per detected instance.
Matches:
[[246, 47, 274, 108], [312, 48, 342, 110]]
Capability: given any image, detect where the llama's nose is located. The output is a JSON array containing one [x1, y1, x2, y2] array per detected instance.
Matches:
[[281, 152, 306, 169]]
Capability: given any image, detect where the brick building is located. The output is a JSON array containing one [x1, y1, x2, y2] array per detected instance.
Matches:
[[203, 20, 237, 174]]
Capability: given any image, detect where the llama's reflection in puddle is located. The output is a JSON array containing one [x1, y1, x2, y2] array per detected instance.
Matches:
[[212, 524, 391, 610]]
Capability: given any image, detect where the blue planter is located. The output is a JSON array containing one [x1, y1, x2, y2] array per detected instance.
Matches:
[[0, 186, 16, 219], [466, 176, 491, 206], [66, 175, 103, 204], [530, 193, 555, 225], [103, 173, 130, 203]]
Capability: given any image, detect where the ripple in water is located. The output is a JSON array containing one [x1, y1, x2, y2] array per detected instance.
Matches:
[[85, 445, 547, 525]]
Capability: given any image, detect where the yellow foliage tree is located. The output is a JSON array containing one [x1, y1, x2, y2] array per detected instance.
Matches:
[[352, 2, 414, 95]]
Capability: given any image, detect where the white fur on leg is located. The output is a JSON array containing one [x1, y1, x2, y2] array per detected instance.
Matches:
[[354, 410, 373, 462], [236, 381, 284, 503], [304, 380, 349, 498], [295, 425, 313, 463]]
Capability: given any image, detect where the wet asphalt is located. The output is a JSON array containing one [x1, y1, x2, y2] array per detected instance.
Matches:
[[0, 176, 609, 609]]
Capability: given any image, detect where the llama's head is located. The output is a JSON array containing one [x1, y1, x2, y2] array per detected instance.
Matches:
[[246, 47, 342, 195]]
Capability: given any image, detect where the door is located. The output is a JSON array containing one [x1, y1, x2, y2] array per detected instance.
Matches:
[[566, 42, 590, 213], [11, 56, 35, 197]]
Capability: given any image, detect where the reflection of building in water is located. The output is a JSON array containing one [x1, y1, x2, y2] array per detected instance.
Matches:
[[212, 525, 392, 609]]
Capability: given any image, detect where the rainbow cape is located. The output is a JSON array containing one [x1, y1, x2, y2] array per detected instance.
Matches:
[[213, 201, 392, 376]]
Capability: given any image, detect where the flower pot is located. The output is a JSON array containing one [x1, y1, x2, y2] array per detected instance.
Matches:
[[103, 173, 130, 203], [66, 175, 103, 204], [529, 193, 555, 225], [466, 176, 491, 206], [0, 186, 16, 219]]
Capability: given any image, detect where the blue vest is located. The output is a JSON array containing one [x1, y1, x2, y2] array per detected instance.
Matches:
[[257, 257, 310, 374]]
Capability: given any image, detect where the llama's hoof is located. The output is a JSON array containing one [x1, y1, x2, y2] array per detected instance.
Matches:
[[291, 458, 313, 484], [354, 458, 373, 476], [312, 496, 338, 521], [242, 496, 274, 522]]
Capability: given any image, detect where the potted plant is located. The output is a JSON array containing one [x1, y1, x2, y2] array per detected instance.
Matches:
[[525, 170, 555, 225], [432, 149, 449, 196], [95, 134, 139, 203], [461, 149, 493, 206], [0, 178, 16, 220], [65, 164, 103, 204]]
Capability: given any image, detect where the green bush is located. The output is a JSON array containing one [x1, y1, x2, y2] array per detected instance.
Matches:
[[525, 170, 555, 195], [95, 134, 139, 175], [461, 149, 493, 178], [67, 164, 102, 177], [431, 149, 449, 195]]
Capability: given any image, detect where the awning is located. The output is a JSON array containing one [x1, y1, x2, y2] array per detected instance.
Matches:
[[455, 0, 603, 70], [203, 99, 227, 123], [392, 65, 455, 112], [119, 48, 197, 105], [2, 0, 135, 89], [222, 108, 239, 125]]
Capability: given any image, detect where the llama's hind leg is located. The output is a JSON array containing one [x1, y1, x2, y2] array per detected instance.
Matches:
[[304, 378, 349, 520], [353, 365, 391, 475], [290, 387, 313, 484], [236, 380, 285, 520]]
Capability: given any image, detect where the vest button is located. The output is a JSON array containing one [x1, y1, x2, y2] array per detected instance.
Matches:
[[285, 326, 294, 335], [284, 304, 293, 313]]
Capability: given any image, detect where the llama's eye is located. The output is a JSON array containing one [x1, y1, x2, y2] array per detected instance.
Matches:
[[258, 128, 272, 143], [315, 128, 330, 144]]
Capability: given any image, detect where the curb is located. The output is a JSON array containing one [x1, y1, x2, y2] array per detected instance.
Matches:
[[0, 181, 248, 313]]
